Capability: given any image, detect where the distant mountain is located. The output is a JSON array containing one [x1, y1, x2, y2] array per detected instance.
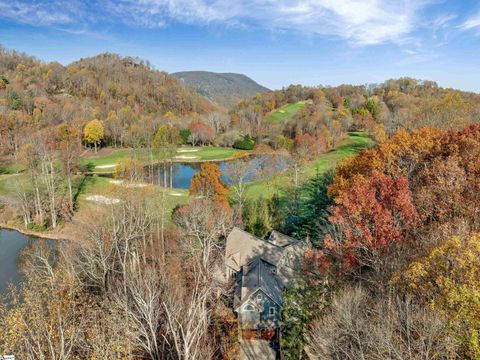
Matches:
[[171, 71, 270, 108]]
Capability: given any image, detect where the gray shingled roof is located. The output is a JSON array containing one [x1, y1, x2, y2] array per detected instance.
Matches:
[[267, 230, 299, 247], [234, 257, 284, 310], [225, 227, 284, 273]]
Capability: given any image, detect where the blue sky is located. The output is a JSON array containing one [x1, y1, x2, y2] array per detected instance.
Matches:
[[1, 0, 479, 92]]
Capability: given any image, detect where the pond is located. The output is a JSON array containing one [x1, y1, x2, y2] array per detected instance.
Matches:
[[0, 228, 53, 295], [144, 156, 289, 189]]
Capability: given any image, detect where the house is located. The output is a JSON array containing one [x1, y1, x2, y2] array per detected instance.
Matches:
[[225, 227, 307, 336]]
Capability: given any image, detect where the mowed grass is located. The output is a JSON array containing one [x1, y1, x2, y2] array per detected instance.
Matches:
[[74, 175, 189, 216], [265, 99, 312, 123], [81, 146, 249, 172], [0, 173, 189, 219], [0, 163, 25, 175], [244, 132, 374, 198], [0, 174, 27, 197]]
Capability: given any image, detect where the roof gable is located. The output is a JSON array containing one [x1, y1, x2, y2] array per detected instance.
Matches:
[[234, 258, 283, 310], [225, 227, 284, 272]]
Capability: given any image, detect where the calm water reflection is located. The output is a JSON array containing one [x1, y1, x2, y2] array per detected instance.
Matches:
[[145, 156, 288, 189], [0, 228, 53, 294]]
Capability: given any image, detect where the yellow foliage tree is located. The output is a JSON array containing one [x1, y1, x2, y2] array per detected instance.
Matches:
[[392, 233, 480, 358], [83, 118, 104, 152]]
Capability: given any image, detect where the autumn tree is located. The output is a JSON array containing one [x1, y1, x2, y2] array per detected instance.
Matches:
[[325, 172, 419, 272], [188, 120, 214, 146], [55, 123, 80, 213], [306, 287, 459, 359], [190, 162, 229, 206], [83, 118, 104, 152], [393, 233, 480, 358]]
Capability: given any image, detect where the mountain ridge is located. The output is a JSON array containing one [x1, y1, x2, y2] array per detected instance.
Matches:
[[171, 70, 270, 108]]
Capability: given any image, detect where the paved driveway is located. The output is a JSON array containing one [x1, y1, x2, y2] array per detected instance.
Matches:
[[237, 339, 277, 360]]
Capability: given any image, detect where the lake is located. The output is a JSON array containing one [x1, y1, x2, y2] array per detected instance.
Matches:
[[144, 156, 289, 189], [0, 228, 51, 295]]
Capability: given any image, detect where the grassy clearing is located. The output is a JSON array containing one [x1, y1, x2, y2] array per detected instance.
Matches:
[[0, 163, 25, 175], [265, 99, 312, 123], [244, 132, 374, 199], [74, 175, 189, 215], [81, 146, 249, 172], [0, 174, 22, 197]]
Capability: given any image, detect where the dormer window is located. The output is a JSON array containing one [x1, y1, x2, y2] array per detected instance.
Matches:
[[244, 304, 255, 312], [256, 293, 262, 301]]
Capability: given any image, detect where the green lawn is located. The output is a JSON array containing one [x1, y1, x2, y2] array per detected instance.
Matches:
[[0, 174, 22, 197], [265, 100, 312, 123], [243, 132, 374, 198], [74, 175, 189, 215], [0, 163, 25, 175], [81, 146, 249, 172]]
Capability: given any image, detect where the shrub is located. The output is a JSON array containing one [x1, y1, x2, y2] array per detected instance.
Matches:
[[233, 134, 255, 150]]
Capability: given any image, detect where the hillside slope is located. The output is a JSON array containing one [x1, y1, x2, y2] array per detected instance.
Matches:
[[171, 71, 269, 107]]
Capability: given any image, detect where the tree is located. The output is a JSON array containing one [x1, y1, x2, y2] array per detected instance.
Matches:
[[188, 121, 214, 146], [173, 198, 233, 271], [281, 283, 329, 360], [83, 118, 104, 152], [55, 123, 80, 213], [306, 286, 459, 359], [325, 172, 419, 271], [190, 162, 229, 206], [393, 233, 480, 358], [0, 245, 90, 359], [225, 158, 254, 213]]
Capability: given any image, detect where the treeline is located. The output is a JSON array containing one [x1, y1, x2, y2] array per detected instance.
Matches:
[[245, 124, 480, 359], [3, 46, 479, 163], [0, 46, 217, 156], [229, 79, 480, 151]]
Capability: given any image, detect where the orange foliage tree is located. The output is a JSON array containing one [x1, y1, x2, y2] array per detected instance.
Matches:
[[190, 162, 229, 206], [328, 127, 444, 198]]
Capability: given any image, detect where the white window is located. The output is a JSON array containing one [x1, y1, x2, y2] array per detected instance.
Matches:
[[269, 307, 276, 316], [257, 293, 263, 301], [244, 304, 255, 312]]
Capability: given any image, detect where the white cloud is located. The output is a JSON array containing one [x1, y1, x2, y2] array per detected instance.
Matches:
[[459, 12, 480, 31], [0, 0, 85, 26], [109, 0, 436, 45], [0, 0, 434, 45]]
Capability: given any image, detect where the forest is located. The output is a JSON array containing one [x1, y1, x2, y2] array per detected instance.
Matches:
[[0, 45, 479, 359]]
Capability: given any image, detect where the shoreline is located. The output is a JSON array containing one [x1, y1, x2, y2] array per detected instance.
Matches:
[[85, 151, 252, 175], [0, 222, 71, 241]]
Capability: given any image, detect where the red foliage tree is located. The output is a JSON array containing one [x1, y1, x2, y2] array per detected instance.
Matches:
[[325, 172, 419, 270], [188, 121, 214, 145]]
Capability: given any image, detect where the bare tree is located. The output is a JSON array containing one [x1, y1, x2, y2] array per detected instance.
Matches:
[[163, 268, 214, 360], [173, 198, 233, 271], [225, 158, 255, 212], [306, 286, 460, 360]]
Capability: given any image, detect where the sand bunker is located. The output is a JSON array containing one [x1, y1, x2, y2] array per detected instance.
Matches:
[[168, 192, 184, 197], [95, 164, 117, 169], [109, 180, 148, 188], [177, 149, 199, 153], [86, 195, 120, 204], [174, 155, 199, 160]]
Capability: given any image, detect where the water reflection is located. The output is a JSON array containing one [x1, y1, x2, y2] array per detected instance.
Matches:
[[0, 228, 54, 294], [145, 155, 288, 189]]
